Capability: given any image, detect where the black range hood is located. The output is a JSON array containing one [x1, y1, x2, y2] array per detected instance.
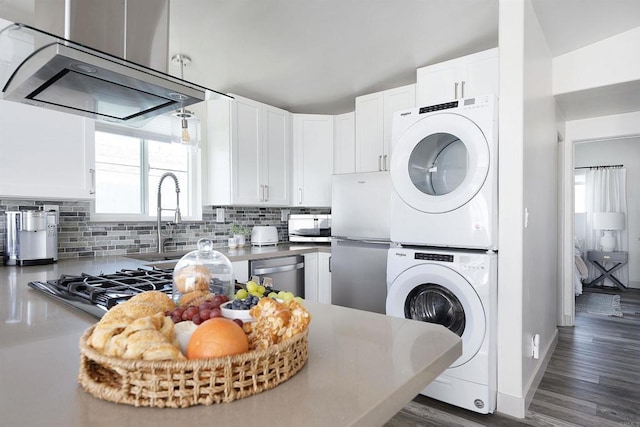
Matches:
[[0, 22, 231, 124]]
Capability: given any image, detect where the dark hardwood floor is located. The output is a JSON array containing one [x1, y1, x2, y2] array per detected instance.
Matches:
[[386, 287, 640, 427]]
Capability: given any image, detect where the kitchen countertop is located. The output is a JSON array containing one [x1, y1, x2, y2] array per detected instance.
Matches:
[[0, 253, 461, 427], [126, 242, 332, 264]]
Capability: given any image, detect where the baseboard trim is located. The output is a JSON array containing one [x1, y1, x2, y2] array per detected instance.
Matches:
[[497, 329, 559, 418]]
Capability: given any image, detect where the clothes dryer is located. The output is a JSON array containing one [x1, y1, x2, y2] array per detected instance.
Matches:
[[389, 95, 498, 249], [386, 246, 497, 413]]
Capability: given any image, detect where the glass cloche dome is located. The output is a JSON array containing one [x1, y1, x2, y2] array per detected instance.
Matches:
[[172, 238, 234, 305]]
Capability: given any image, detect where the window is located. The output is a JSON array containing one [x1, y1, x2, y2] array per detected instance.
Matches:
[[92, 122, 201, 222], [574, 171, 586, 214]]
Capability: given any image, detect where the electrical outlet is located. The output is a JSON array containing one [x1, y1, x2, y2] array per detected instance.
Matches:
[[216, 208, 225, 223], [281, 209, 290, 221], [532, 334, 540, 359]]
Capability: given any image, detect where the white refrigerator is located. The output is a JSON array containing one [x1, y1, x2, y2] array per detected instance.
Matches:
[[331, 171, 391, 314]]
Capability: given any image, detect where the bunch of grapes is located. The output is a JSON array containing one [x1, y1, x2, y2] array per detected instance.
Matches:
[[166, 294, 240, 326]]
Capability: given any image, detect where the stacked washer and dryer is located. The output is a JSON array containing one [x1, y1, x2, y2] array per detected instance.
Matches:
[[385, 95, 498, 414]]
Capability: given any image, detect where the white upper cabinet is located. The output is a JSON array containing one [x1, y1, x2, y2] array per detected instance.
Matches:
[[204, 95, 291, 206], [333, 112, 355, 174], [355, 83, 415, 172], [0, 100, 95, 199], [292, 114, 334, 207], [416, 48, 499, 106]]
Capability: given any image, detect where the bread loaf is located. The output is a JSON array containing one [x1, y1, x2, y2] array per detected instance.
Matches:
[[88, 291, 184, 360], [174, 264, 211, 294]]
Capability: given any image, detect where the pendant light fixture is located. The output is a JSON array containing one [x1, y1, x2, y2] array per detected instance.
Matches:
[[171, 54, 200, 148]]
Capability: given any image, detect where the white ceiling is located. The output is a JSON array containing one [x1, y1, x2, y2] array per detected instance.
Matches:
[[167, 0, 640, 117]]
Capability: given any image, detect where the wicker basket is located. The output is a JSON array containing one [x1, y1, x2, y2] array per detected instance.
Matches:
[[77, 325, 309, 408]]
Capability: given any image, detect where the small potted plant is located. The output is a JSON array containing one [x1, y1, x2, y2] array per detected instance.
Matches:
[[229, 224, 250, 247]]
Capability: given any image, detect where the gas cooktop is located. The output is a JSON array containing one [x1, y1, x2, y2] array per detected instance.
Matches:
[[28, 268, 174, 319]]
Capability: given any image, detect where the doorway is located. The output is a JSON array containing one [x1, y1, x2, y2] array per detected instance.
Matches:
[[560, 112, 640, 327]]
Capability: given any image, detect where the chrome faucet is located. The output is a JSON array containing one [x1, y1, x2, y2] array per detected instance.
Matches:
[[157, 172, 182, 253]]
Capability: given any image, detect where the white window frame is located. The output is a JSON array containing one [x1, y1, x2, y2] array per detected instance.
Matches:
[[90, 122, 202, 222]]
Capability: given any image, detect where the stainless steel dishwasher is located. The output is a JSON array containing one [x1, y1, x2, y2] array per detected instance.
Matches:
[[249, 255, 305, 297]]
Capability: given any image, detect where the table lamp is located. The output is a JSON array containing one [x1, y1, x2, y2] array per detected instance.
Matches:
[[593, 212, 625, 252]]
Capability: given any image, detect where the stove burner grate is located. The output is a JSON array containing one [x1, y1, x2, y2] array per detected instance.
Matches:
[[35, 268, 175, 309]]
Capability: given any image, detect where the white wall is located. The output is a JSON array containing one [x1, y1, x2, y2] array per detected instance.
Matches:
[[553, 26, 640, 94], [497, 0, 558, 418], [573, 136, 640, 288]]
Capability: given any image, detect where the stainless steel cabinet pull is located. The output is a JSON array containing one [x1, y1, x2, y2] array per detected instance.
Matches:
[[298, 187, 303, 204], [454, 82, 459, 99], [378, 155, 382, 171], [89, 168, 96, 194], [383, 154, 388, 171], [253, 262, 304, 275], [461, 80, 465, 98], [328, 256, 331, 273], [259, 184, 264, 202], [265, 184, 269, 201]]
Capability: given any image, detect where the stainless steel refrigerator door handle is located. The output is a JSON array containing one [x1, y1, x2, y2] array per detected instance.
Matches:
[[383, 154, 388, 170], [454, 81, 459, 99], [89, 168, 96, 194], [461, 80, 465, 98], [253, 262, 304, 275]]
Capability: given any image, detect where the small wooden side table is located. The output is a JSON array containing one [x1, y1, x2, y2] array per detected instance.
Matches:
[[585, 250, 628, 291]]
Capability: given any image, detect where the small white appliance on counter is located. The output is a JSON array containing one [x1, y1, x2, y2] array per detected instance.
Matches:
[[251, 226, 279, 246], [4, 210, 58, 266], [288, 214, 331, 243]]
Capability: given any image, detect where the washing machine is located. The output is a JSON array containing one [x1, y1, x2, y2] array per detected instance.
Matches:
[[386, 246, 497, 414], [389, 94, 498, 250]]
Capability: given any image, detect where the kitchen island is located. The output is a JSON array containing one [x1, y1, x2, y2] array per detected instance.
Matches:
[[0, 256, 461, 427]]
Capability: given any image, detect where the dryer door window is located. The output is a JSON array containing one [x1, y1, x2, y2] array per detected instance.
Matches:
[[405, 283, 465, 336], [390, 112, 489, 214], [385, 263, 485, 367]]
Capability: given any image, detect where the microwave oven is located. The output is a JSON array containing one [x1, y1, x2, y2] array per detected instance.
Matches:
[[288, 214, 331, 242]]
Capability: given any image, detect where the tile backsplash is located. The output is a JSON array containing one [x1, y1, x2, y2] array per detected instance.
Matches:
[[0, 199, 329, 259]]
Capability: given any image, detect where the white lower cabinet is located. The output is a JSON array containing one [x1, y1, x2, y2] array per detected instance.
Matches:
[[303, 253, 319, 303], [317, 252, 332, 304], [0, 100, 95, 199], [292, 114, 334, 207], [303, 251, 331, 304], [232, 260, 249, 283]]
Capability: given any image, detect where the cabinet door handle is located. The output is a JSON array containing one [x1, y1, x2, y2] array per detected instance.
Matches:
[[328, 256, 332, 273], [264, 184, 269, 201], [461, 80, 465, 98], [454, 82, 459, 99], [378, 155, 382, 171], [298, 187, 303, 205], [89, 168, 96, 195], [383, 154, 388, 171], [259, 184, 264, 202]]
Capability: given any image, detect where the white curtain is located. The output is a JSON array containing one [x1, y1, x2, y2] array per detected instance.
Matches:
[[584, 167, 628, 285]]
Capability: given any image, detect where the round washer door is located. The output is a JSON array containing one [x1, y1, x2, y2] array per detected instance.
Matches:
[[386, 263, 485, 367], [390, 112, 489, 214]]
